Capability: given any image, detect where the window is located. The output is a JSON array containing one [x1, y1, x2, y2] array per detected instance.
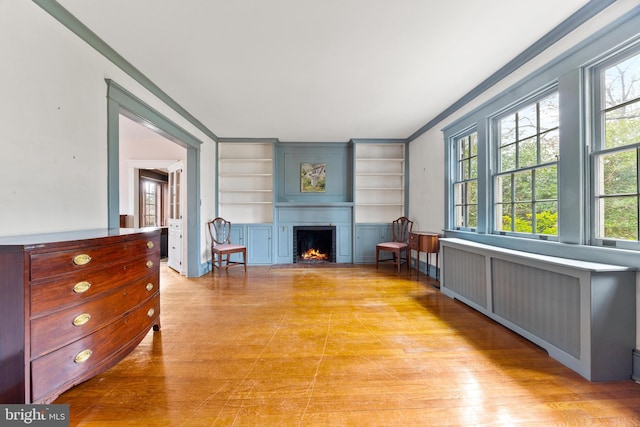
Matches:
[[139, 170, 168, 227], [442, 13, 640, 262], [141, 179, 160, 227], [592, 50, 640, 243], [494, 91, 559, 236], [453, 131, 478, 229]]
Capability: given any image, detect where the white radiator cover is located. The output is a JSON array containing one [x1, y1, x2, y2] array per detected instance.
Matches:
[[440, 238, 636, 381]]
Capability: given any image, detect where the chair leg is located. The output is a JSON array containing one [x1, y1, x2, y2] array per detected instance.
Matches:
[[402, 248, 408, 274], [243, 249, 247, 272], [396, 249, 401, 274], [376, 247, 379, 269]]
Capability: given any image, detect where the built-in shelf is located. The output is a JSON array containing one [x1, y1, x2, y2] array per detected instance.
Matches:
[[218, 142, 274, 223], [355, 143, 405, 223]]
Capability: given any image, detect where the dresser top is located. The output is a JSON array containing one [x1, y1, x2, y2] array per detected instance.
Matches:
[[0, 228, 160, 247]]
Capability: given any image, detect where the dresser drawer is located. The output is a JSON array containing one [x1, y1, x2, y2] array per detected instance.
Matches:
[[31, 257, 159, 315], [408, 233, 420, 250], [31, 276, 159, 358], [30, 295, 160, 403], [29, 236, 160, 281], [408, 233, 439, 252]]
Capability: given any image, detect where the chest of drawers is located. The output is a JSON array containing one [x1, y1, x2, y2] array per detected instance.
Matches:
[[0, 228, 161, 403]]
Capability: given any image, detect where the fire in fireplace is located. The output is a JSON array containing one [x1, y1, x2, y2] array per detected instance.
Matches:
[[301, 248, 328, 261], [293, 226, 336, 263]]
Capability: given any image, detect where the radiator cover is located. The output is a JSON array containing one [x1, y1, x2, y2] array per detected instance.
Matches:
[[440, 238, 635, 382]]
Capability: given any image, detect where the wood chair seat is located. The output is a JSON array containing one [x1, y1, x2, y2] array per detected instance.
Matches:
[[213, 243, 245, 251], [376, 217, 413, 274], [376, 242, 408, 250]]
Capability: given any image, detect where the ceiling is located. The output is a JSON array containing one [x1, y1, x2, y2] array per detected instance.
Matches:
[[58, 0, 590, 142]]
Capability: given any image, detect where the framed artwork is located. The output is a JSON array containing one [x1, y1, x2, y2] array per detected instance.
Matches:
[[300, 163, 326, 193]]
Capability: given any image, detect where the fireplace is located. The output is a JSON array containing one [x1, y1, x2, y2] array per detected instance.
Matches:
[[293, 226, 336, 263]]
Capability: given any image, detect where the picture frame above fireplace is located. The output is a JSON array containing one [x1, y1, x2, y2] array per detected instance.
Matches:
[[300, 162, 326, 193]]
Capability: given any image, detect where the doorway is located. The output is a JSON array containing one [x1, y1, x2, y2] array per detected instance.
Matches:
[[119, 114, 187, 273], [107, 79, 202, 277]]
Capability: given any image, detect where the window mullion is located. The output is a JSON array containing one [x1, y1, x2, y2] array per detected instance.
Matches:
[[637, 147, 640, 241]]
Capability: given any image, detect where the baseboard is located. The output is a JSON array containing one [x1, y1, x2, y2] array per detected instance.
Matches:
[[411, 257, 440, 279]]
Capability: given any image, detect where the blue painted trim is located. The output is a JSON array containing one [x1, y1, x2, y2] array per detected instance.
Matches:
[[106, 80, 202, 277], [351, 138, 408, 145], [410, 256, 440, 279], [405, 142, 410, 218], [408, 0, 618, 142], [106, 94, 121, 230], [218, 137, 279, 144], [32, 0, 218, 143], [279, 141, 352, 148], [214, 140, 219, 219], [199, 261, 212, 276], [107, 81, 202, 149]]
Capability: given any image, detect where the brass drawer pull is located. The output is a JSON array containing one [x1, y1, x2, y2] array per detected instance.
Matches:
[[146, 260, 154, 268], [146, 283, 154, 292], [147, 241, 154, 249], [74, 349, 93, 364], [147, 308, 155, 317], [72, 313, 91, 327], [73, 254, 92, 266], [73, 281, 92, 293]]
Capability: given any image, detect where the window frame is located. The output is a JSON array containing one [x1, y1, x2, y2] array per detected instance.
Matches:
[[451, 129, 479, 231], [138, 170, 169, 228], [589, 44, 640, 250], [490, 88, 560, 240]]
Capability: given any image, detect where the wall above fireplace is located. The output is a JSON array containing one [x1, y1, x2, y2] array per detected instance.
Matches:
[[276, 143, 353, 204]]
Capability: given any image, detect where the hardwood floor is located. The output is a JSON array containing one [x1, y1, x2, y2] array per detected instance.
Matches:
[[55, 264, 640, 426]]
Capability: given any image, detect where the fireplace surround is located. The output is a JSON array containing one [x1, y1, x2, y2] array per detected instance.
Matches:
[[293, 225, 336, 263]]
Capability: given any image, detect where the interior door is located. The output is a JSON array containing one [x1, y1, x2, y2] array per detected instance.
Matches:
[[167, 161, 183, 273]]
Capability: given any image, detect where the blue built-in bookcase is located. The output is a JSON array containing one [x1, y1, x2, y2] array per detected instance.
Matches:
[[273, 142, 354, 264]]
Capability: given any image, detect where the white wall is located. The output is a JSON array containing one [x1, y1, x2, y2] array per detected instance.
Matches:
[[0, 0, 216, 274], [408, 128, 445, 234]]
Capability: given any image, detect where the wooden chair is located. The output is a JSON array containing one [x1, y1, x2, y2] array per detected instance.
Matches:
[[206, 217, 247, 272], [376, 216, 413, 274]]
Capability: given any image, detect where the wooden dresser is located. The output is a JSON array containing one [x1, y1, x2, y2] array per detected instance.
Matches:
[[0, 228, 161, 404]]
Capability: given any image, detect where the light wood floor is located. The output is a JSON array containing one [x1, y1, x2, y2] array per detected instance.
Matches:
[[55, 263, 640, 426]]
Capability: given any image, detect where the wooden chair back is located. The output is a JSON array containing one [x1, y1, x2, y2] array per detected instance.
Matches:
[[392, 216, 413, 243], [207, 217, 232, 246]]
